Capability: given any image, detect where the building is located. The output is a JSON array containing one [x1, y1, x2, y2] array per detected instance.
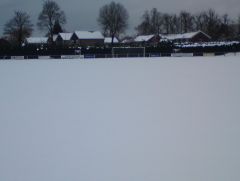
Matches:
[[71, 31, 104, 47], [120, 36, 135, 45], [0, 38, 10, 47], [134, 34, 160, 46], [25, 37, 48, 46], [55, 33, 73, 45], [161, 31, 211, 43], [53, 35, 58, 42]]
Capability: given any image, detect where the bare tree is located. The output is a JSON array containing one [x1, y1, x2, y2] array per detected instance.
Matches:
[[136, 8, 163, 35], [238, 15, 240, 35], [204, 9, 221, 39], [37, 0, 66, 42], [218, 14, 233, 40], [179, 11, 194, 33], [193, 12, 206, 31], [136, 8, 237, 40], [150, 8, 162, 34], [4, 11, 33, 47], [136, 11, 152, 35], [169, 14, 180, 34], [98, 1, 129, 45], [162, 13, 171, 34]]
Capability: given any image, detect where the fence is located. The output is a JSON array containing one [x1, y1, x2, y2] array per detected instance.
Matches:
[[0, 52, 239, 60]]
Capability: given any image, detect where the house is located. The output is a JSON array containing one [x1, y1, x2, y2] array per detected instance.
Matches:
[[25, 37, 48, 45], [161, 31, 211, 43], [55, 33, 73, 45], [134, 34, 160, 46], [0, 38, 10, 47], [71, 31, 104, 47], [53, 35, 58, 42], [121, 36, 135, 45]]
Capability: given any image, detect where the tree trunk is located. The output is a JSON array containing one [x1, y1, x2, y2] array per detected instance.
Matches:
[[111, 34, 114, 47]]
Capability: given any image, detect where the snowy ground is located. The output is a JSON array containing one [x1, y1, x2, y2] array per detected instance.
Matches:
[[0, 56, 240, 181]]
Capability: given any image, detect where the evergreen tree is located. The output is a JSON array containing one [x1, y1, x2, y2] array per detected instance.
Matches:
[[53, 20, 63, 35]]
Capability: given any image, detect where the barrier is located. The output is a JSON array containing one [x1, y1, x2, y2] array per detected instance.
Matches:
[[0, 56, 11, 59], [61, 55, 83, 59], [203, 53, 215, 57], [0, 51, 239, 60], [50, 55, 61, 59], [193, 52, 203, 56], [161, 53, 171, 57], [84, 54, 95, 58], [224, 52, 240, 56], [214, 52, 225, 56], [39, 56, 51, 59], [25, 55, 38, 59], [11, 56, 24, 60], [171, 53, 193, 57], [149, 53, 161, 57]]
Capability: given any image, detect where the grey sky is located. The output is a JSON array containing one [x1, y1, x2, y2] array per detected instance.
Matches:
[[0, 0, 239, 36]]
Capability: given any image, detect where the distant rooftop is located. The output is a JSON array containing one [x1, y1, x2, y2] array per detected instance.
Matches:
[[58, 33, 73, 41], [134, 35, 155, 42], [161, 31, 211, 40], [74, 31, 104, 39], [26, 37, 48, 44], [104, 37, 119, 43]]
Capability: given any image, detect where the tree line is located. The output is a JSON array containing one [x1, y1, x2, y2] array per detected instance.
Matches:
[[3, 0, 66, 47], [136, 8, 240, 40], [2, 0, 240, 47]]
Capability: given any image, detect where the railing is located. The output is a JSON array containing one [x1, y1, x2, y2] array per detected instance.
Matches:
[[0, 52, 239, 60]]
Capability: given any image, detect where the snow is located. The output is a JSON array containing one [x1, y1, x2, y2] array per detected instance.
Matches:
[[53, 35, 58, 42], [58, 33, 73, 41], [176, 41, 240, 48], [134, 31, 211, 42], [134, 34, 155, 42], [0, 56, 240, 181], [74, 31, 104, 39], [104, 37, 119, 43], [161, 30, 211, 41], [26, 37, 48, 44]]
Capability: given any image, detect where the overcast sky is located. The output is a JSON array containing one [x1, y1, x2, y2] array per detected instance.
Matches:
[[0, 0, 239, 36]]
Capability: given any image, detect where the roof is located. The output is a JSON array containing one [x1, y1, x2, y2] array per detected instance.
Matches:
[[104, 37, 119, 43], [58, 33, 73, 41], [74, 31, 104, 40], [134, 35, 155, 42], [121, 37, 134, 43], [26, 37, 48, 44], [161, 31, 211, 40], [53, 35, 58, 42]]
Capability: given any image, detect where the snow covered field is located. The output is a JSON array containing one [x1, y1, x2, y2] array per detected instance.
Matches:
[[0, 56, 240, 181]]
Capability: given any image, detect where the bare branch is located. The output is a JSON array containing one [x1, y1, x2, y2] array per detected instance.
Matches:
[[4, 11, 33, 46]]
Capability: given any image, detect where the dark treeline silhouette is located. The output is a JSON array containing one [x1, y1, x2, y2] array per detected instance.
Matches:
[[136, 8, 240, 41]]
